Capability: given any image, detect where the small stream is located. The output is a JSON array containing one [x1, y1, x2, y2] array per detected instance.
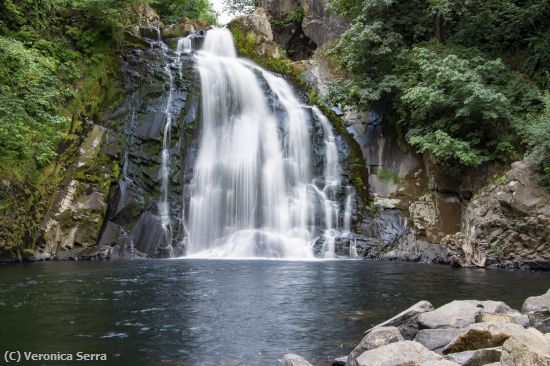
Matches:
[[0, 260, 548, 365]]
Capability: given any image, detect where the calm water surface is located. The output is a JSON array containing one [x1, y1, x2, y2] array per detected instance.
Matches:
[[0, 260, 548, 365]]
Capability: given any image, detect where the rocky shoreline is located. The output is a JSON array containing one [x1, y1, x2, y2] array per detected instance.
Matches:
[[282, 289, 550, 366]]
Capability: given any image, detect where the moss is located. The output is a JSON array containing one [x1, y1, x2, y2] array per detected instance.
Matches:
[[376, 168, 404, 185], [443, 330, 509, 354]]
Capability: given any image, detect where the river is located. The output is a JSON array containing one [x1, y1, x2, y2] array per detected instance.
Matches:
[[1, 260, 548, 365]]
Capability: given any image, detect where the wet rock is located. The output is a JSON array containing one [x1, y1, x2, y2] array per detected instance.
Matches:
[[355, 340, 442, 366], [443, 322, 527, 354], [414, 329, 464, 352], [501, 328, 550, 366], [281, 353, 313, 366], [445, 347, 502, 366], [522, 289, 550, 332], [367, 301, 434, 340], [346, 327, 404, 366]]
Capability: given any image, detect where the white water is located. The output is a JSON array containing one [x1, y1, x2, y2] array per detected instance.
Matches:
[[186, 28, 350, 259]]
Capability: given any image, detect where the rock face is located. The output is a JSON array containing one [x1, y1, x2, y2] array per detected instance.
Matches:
[[449, 160, 550, 270], [229, 8, 280, 58], [260, 0, 348, 59], [41, 125, 120, 260]]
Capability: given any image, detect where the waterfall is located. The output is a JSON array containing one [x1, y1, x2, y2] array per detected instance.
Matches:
[[185, 28, 352, 259]]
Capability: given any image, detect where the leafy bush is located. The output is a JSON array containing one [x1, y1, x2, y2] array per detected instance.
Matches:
[[0, 36, 68, 179], [525, 94, 550, 189], [398, 45, 542, 166]]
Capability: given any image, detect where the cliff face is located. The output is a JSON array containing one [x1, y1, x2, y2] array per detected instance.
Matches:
[[260, 1, 550, 269]]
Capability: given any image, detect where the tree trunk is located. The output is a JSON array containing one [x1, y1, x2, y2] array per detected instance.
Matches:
[[435, 14, 445, 44]]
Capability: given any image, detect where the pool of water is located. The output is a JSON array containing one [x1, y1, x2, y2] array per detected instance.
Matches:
[[0, 260, 548, 365]]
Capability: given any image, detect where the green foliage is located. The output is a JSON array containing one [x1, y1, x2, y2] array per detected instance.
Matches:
[[288, 7, 305, 23], [0, 36, 68, 179], [326, 0, 547, 171], [325, 0, 431, 111], [151, 0, 216, 24], [223, 0, 260, 17], [398, 45, 541, 166], [525, 93, 550, 190]]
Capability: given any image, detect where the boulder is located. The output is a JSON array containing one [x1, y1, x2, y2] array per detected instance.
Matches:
[[346, 327, 404, 366], [475, 312, 516, 324], [367, 301, 434, 339], [445, 348, 502, 366], [281, 353, 313, 366], [443, 322, 527, 354], [522, 289, 550, 332], [414, 329, 464, 351], [421, 361, 461, 366], [229, 8, 280, 58], [355, 341, 442, 366], [501, 328, 550, 366], [161, 17, 208, 39], [418, 300, 517, 330]]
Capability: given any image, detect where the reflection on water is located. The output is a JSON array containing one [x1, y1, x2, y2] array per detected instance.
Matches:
[[0, 260, 548, 365]]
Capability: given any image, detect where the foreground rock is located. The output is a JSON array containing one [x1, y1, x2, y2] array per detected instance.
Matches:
[[415, 329, 464, 352], [443, 322, 527, 354], [346, 327, 404, 366], [522, 289, 550, 332], [446, 347, 502, 366], [367, 300, 434, 339], [418, 300, 521, 330], [355, 341, 442, 366], [501, 328, 550, 366], [282, 353, 313, 366], [298, 289, 550, 366]]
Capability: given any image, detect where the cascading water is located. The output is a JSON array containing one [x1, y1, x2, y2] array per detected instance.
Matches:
[[185, 28, 353, 259]]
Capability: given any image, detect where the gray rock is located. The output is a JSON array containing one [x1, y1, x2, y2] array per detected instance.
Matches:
[[421, 361, 461, 366], [501, 328, 550, 366], [346, 327, 404, 366], [419, 300, 517, 330], [522, 289, 550, 331], [475, 312, 511, 323], [446, 348, 501, 366], [355, 341, 442, 366], [333, 356, 347, 365], [414, 329, 464, 351], [367, 301, 434, 339], [281, 353, 313, 366], [443, 322, 527, 354]]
